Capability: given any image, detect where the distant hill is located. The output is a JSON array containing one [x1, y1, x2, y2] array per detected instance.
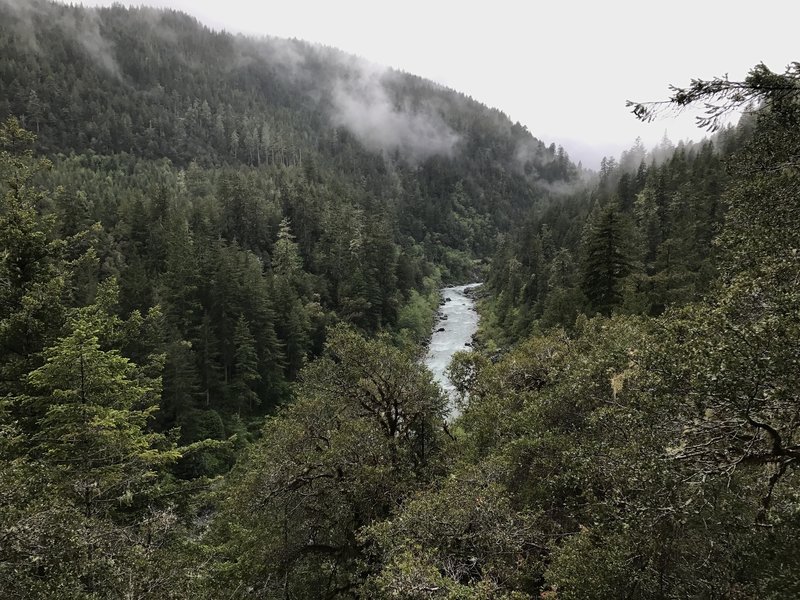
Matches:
[[0, 0, 580, 250]]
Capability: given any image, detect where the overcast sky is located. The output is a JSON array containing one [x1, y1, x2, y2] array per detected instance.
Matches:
[[72, 0, 799, 168]]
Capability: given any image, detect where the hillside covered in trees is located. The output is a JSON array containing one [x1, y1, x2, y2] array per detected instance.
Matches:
[[0, 0, 580, 457], [1, 0, 799, 597]]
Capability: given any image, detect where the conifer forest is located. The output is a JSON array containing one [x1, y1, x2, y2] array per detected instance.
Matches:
[[1, 1, 799, 598]]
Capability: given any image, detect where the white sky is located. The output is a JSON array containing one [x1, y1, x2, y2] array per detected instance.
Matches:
[[73, 0, 799, 168]]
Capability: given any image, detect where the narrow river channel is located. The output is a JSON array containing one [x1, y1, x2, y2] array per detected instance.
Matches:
[[424, 283, 482, 417]]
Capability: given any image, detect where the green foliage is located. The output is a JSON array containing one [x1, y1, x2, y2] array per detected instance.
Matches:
[[485, 130, 734, 340], [364, 459, 545, 597], [205, 325, 448, 597], [0, 117, 65, 396], [0, 0, 586, 491], [3, 7, 800, 596], [231, 315, 261, 413], [581, 202, 634, 314], [23, 281, 174, 494], [1, 280, 197, 598], [396, 282, 441, 347], [431, 62, 800, 598]]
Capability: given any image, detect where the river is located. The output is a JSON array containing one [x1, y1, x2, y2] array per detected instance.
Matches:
[[424, 283, 482, 417]]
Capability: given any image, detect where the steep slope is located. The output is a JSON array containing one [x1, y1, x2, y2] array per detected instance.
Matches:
[[0, 0, 581, 466], [483, 127, 748, 344], [0, 0, 579, 250]]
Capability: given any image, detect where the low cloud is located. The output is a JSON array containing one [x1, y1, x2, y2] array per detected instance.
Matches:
[[67, 7, 121, 78], [4, 1, 461, 161], [328, 63, 461, 162], [514, 137, 551, 170], [248, 39, 462, 162], [1, 0, 120, 77]]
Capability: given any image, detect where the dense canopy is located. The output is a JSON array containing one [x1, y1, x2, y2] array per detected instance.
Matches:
[[1, 1, 798, 597]]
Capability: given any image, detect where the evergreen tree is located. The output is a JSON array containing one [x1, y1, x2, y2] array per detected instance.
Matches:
[[272, 216, 303, 279], [231, 315, 260, 414], [3, 279, 187, 598], [581, 203, 633, 315], [0, 117, 66, 396], [21, 280, 178, 515]]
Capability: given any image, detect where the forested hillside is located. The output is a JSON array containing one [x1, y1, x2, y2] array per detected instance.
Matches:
[[484, 126, 746, 343], [441, 65, 800, 597], [0, 0, 578, 460], [1, 0, 799, 597]]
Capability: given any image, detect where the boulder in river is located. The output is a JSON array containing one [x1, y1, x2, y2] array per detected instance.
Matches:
[[463, 285, 482, 298], [424, 283, 482, 420]]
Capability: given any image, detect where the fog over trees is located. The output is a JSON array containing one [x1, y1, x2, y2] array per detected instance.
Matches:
[[1, 2, 798, 597]]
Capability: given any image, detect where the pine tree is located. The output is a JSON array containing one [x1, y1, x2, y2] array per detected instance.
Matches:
[[0, 117, 66, 397], [161, 337, 202, 427], [3, 278, 192, 597], [21, 280, 178, 516], [272, 216, 303, 278], [231, 315, 261, 414], [582, 203, 633, 315]]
